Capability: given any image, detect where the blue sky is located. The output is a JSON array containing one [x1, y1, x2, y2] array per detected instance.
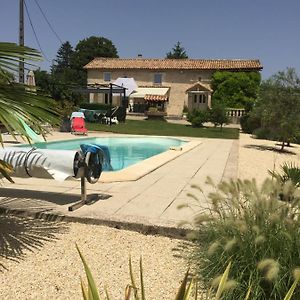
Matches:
[[1, 0, 299, 78]]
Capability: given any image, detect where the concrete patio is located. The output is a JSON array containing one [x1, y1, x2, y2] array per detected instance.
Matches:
[[0, 132, 238, 237]]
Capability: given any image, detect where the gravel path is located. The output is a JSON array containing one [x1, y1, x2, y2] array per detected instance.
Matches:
[[0, 216, 187, 300], [238, 133, 300, 184]]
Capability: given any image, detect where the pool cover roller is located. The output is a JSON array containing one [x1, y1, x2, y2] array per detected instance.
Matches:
[[0, 144, 110, 183]]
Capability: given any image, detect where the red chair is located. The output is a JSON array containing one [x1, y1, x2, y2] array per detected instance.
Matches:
[[71, 117, 88, 135]]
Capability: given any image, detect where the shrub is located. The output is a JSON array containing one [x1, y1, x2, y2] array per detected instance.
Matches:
[[209, 106, 229, 130], [240, 113, 261, 134], [187, 109, 209, 127], [253, 127, 274, 140], [188, 178, 300, 300], [183, 105, 189, 113], [80, 103, 110, 110], [57, 100, 78, 118]]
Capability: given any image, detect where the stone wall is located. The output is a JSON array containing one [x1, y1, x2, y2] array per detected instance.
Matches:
[[87, 69, 214, 117]]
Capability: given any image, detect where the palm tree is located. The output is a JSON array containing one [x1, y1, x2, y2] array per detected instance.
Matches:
[[0, 42, 60, 181]]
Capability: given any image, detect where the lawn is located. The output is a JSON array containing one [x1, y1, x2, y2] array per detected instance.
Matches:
[[87, 120, 239, 139]]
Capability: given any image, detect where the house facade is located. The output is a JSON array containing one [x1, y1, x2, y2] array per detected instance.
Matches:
[[84, 58, 262, 117]]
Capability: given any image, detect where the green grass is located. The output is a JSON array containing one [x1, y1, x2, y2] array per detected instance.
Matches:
[[86, 120, 239, 139]]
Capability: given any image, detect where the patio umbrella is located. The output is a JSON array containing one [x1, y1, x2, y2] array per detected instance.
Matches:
[[113, 77, 138, 97], [26, 70, 36, 92]]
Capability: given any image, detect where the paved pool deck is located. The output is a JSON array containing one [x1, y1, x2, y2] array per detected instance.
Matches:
[[0, 132, 238, 237]]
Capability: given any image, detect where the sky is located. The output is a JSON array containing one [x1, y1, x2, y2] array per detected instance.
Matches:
[[1, 0, 299, 78]]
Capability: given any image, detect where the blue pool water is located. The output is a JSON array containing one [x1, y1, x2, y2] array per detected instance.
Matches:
[[27, 137, 186, 171]]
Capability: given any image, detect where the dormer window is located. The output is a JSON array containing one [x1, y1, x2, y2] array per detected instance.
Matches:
[[103, 72, 111, 81]]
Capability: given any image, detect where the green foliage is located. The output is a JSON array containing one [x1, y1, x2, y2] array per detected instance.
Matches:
[[189, 178, 300, 300], [0, 42, 40, 80], [166, 42, 188, 59], [183, 105, 189, 113], [34, 69, 52, 95], [77, 245, 300, 299], [269, 162, 300, 188], [209, 105, 229, 129], [80, 103, 110, 111], [0, 41, 60, 181], [0, 160, 14, 183], [252, 127, 273, 140], [187, 109, 209, 127], [240, 113, 261, 134], [211, 71, 261, 111], [254, 68, 300, 150], [72, 36, 118, 86], [57, 100, 78, 118], [35, 37, 118, 103], [52, 41, 73, 73], [0, 42, 60, 143], [77, 245, 244, 299]]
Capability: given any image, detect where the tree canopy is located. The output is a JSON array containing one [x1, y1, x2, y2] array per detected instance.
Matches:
[[35, 36, 119, 103], [211, 71, 261, 111], [71, 36, 118, 86], [166, 42, 188, 59], [256, 68, 300, 150], [52, 41, 73, 74]]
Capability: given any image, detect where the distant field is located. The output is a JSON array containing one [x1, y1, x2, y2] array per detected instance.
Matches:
[[87, 120, 239, 139]]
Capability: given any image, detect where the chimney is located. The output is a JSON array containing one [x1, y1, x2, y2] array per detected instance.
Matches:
[[137, 54, 142, 58]]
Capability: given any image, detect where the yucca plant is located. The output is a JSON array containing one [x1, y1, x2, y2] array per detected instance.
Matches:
[[77, 245, 300, 300], [269, 162, 300, 188], [76, 245, 238, 300], [187, 178, 300, 299], [0, 42, 60, 181]]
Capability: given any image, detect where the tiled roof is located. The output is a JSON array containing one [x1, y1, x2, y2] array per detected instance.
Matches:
[[186, 82, 213, 92], [84, 58, 262, 70]]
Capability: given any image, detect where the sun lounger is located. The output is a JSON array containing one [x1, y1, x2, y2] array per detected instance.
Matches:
[[71, 116, 88, 135]]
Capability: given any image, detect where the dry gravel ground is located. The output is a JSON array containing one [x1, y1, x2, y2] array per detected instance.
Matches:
[[238, 133, 300, 184], [0, 216, 187, 300]]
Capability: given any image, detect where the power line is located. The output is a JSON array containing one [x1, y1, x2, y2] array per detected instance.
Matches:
[[24, 0, 49, 61], [33, 0, 63, 44]]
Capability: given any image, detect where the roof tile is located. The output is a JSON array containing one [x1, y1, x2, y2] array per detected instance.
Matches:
[[84, 58, 262, 70]]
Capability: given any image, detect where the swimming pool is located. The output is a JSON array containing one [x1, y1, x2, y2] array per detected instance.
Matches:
[[27, 137, 186, 171]]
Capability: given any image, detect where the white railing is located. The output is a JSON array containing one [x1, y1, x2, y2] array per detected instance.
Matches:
[[226, 108, 246, 124]]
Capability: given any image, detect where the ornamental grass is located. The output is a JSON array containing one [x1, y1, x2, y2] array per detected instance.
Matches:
[[187, 178, 300, 299]]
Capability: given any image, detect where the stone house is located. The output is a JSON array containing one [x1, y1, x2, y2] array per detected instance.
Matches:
[[84, 58, 262, 117]]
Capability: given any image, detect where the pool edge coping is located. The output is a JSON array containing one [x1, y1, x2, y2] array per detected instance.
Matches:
[[99, 139, 201, 182]]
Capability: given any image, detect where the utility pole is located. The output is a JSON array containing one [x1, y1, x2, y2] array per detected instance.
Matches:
[[19, 0, 25, 83]]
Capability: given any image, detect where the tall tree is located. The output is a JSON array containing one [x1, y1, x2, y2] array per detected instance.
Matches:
[[257, 68, 300, 150], [211, 71, 261, 111], [71, 36, 118, 86], [35, 37, 119, 103], [49, 41, 77, 101], [52, 41, 73, 74], [166, 42, 188, 59]]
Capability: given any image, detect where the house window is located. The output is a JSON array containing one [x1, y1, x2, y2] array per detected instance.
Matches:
[[154, 73, 162, 85], [202, 94, 206, 103], [194, 94, 197, 103], [103, 72, 111, 81]]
